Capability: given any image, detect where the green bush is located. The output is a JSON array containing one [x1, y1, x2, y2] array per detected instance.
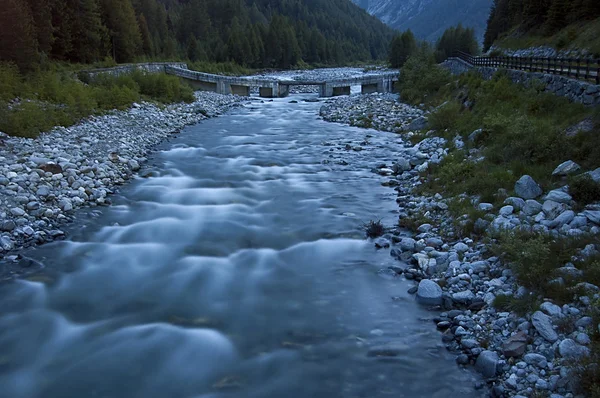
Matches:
[[429, 101, 461, 131], [189, 61, 251, 76], [398, 50, 452, 105], [0, 65, 196, 137], [569, 174, 600, 207]]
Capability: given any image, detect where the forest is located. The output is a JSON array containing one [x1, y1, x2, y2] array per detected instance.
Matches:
[[484, 0, 600, 50], [0, 0, 395, 71]]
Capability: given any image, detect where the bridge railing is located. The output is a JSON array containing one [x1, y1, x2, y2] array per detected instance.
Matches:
[[454, 51, 600, 84]]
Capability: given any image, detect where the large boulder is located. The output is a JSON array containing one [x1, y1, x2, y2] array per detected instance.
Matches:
[[515, 175, 542, 199], [416, 279, 442, 305], [558, 339, 590, 359]]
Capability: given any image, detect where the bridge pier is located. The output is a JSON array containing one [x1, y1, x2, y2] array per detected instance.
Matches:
[[332, 86, 351, 96]]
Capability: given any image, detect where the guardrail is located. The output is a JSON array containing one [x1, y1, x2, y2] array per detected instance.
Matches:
[[455, 51, 600, 84]]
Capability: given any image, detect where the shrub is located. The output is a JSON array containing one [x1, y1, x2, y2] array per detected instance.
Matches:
[[364, 220, 385, 238], [569, 175, 600, 207], [429, 101, 461, 131], [398, 50, 452, 105], [493, 293, 541, 316]]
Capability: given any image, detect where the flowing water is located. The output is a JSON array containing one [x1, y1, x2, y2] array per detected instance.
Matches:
[[0, 94, 483, 398]]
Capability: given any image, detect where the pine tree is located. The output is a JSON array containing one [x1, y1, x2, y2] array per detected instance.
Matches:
[[72, 0, 109, 63], [25, 0, 54, 55], [0, 0, 38, 69], [138, 14, 154, 55], [389, 30, 416, 68], [100, 0, 142, 62], [545, 0, 570, 34]]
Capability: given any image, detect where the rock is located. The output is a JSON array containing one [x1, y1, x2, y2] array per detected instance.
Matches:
[[531, 311, 558, 343], [545, 189, 572, 204], [515, 175, 542, 199], [456, 354, 470, 365], [453, 242, 469, 253], [478, 203, 494, 212], [584, 210, 600, 225], [452, 290, 475, 304], [540, 302, 563, 318], [523, 200, 543, 216], [392, 159, 411, 173], [542, 200, 565, 220], [552, 160, 581, 176], [503, 331, 528, 357], [367, 342, 409, 357], [0, 235, 14, 251], [36, 185, 51, 197], [10, 207, 25, 217], [1, 220, 16, 231], [499, 205, 514, 216], [504, 197, 526, 210], [475, 350, 499, 378], [399, 238, 416, 252], [558, 339, 590, 359], [407, 116, 428, 131], [468, 128, 483, 142], [586, 167, 600, 183], [549, 210, 575, 228], [524, 353, 548, 368], [417, 223, 432, 233], [416, 279, 443, 306], [40, 163, 63, 174], [58, 199, 73, 212]]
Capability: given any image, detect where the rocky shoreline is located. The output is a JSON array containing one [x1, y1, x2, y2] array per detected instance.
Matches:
[[0, 92, 245, 264], [320, 94, 600, 397]]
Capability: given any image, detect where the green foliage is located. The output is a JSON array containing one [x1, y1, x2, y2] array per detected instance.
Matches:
[[493, 293, 541, 316], [397, 50, 452, 106], [389, 30, 417, 68], [429, 101, 462, 131], [189, 61, 251, 76], [0, 65, 193, 137], [435, 24, 479, 62], [1, 0, 395, 71], [569, 175, 600, 207], [492, 230, 596, 303]]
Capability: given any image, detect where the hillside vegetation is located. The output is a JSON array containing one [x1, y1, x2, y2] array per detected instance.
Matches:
[[484, 0, 600, 54], [1, 0, 395, 71]]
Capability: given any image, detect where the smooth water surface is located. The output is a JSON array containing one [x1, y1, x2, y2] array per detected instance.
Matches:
[[0, 95, 483, 398]]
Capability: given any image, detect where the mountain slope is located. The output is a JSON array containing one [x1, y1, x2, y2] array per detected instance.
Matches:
[[351, 0, 493, 42]]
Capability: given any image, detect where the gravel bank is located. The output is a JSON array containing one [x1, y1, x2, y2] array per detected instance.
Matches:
[[0, 92, 244, 261], [320, 94, 600, 397]]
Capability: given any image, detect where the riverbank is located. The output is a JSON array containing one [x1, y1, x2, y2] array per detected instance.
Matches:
[[320, 93, 600, 397], [0, 92, 244, 262]]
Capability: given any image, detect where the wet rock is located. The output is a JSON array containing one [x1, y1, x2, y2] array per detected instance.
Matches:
[[416, 279, 443, 305], [452, 290, 475, 304], [39, 163, 63, 174], [515, 175, 542, 199]]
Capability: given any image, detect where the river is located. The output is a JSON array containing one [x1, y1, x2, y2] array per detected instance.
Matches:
[[0, 94, 483, 398]]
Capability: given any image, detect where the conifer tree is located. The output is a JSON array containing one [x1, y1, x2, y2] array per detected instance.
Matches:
[[0, 0, 38, 69], [101, 0, 142, 62]]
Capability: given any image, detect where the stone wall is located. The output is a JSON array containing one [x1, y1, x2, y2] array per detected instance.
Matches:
[[80, 62, 188, 81], [442, 58, 600, 106]]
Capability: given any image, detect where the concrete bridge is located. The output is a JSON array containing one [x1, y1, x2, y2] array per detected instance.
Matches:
[[165, 66, 398, 98]]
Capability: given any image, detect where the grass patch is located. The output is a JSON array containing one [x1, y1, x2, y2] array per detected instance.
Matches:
[[0, 62, 194, 138], [402, 60, 598, 203], [493, 293, 541, 316], [495, 18, 600, 57], [491, 230, 597, 304], [445, 196, 488, 238]]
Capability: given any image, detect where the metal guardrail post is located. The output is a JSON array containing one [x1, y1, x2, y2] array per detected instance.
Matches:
[[596, 60, 600, 84]]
